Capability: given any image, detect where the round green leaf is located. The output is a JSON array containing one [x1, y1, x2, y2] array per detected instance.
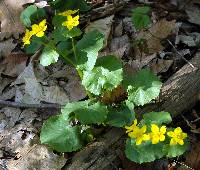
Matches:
[[52, 27, 82, 43], [163, 142, 189, 158], [143, 112, 172, 125], [40, 114, 83, 152], [125, 138, 165, 163], [40, 46, 59, 66], [75, 102, 108, 125], [76, 30, 104, 71], [50, 0, 91, 12], [132, 6, 151, 30], [125, 69, 162, 106], [82, 66, 123, 95], [106, 105, 135, 127], [20, 5, 37, 27], [61, 100, 108, 125]]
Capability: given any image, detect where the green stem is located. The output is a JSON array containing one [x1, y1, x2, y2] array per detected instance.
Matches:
[[71, 37, 77, 62], [71, 38, 93, 99], [71, 37, 83, 78]]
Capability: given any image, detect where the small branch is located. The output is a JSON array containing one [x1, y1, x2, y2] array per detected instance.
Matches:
[[0, 100, 63, 109], [167, 39, 195, 68]]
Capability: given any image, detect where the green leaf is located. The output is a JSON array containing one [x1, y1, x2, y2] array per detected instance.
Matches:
[[82, 55, 123, 95], [25, 36, 44, 54], [125, 139, 165, 163], [62, 100, 108, 125], [56, 40, 73, 57], [40, 46, 59, 66], [143, 112, 172, 125], [76, 30, 104, 71], [40, 114, 83, 152], [75, 102, 108, 124], [133, 6, 151, 14], [95, 55, 122, 70], [163, 142, 189, 158], [52, 15, 66, 27], [132, 6, 151, 30], [82, 67, 123, 95], [31, 8, 46, 22], [52, 27, 82, 43], [20, 5, 37, 27], [126, 69, 162, 106], [61, 100, 89, 116], [125, 100, 135, 111], [106, 105, 135, 127], [49, 0, 91, 12]]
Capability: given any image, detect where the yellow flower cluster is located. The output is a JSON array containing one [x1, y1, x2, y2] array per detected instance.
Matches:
[[22, 19, 47, 46], [59, 9, 79, 30], [125, 119, 150, 145], [167, 127, 187, 145], [125, 119, 187, 146]]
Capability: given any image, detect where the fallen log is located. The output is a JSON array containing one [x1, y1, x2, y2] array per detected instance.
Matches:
[[64, 51, 200, 170], [80, 0, 128, 23]]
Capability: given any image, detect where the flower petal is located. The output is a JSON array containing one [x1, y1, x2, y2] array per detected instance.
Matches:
[[141, 125, 147, 133], [36, 31, 44, 37], [170, 138, 177, 145], [151, 124, 159, 133], [174, 127, 182, 134], [39, 19, 46, 27], [159, 134, 165, 141], [136, 138, 143, 145], [177, 139, 184, 145], [152, 136, 159, 144], [143, 134, 150, 141], [167, 131, 174, 137], [160, 126, 166, 134], [182, 132, 187, 139], [133, 119, 137, 125]]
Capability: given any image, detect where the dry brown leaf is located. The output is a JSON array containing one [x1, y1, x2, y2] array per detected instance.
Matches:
[[101, 85, 127, 105], [135, 19, 176, 59], [85, 15, 114, 48], [0, 0, 35, 40], [185, 4, 200, 26], [1, 53, 29, 77], [148, 59, 173, 75], [110, 35, 131, 59], [0, 38, 17, 57], [8, 145, 66, 170], [184, 142, 200, 170]]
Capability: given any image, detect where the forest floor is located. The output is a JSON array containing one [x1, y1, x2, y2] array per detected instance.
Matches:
[[0, 0, 200, 169]]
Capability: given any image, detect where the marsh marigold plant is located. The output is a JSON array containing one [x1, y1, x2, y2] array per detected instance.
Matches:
[[20, 1, 190, 164]]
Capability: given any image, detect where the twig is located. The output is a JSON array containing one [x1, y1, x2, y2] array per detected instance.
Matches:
[[191, 117, 200, 123], [167, 39, 195, 68], [0, 99, 63, 109]]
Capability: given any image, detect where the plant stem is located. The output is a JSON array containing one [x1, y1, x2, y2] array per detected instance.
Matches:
[[71, 37, 83, 79], [71, 37, 77, 62], [71, 38, 93, 99]]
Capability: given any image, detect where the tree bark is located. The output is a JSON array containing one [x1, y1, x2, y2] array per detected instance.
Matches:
[[64, 51, 200, 170], [80, 0, 128, 24]]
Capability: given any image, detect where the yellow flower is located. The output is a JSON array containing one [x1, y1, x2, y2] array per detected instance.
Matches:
[[31, 19, 47, 37], [167, 127, 187, 145], [128, 125, 150, 145], [125, 119, 138, 133], [22, 29, 33, 46], [59, 9, 79, 16], [150, 124, 166, 144], [62, 15, 79, 30]]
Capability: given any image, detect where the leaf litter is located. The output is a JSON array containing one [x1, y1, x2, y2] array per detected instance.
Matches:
[[0, 0, 200, 169]]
